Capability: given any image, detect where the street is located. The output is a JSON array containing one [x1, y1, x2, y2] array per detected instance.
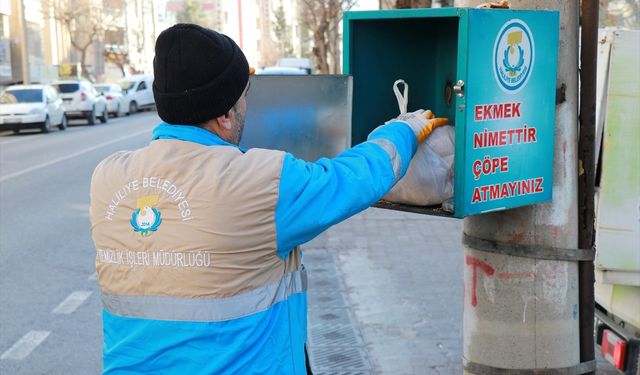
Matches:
[[0, 112, 618, 374], [0, 113, 157, 374]]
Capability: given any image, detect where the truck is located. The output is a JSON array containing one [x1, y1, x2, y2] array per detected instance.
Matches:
[[593, 28, 640, 375]]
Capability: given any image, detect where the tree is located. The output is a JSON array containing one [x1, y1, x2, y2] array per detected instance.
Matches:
[[44, 0, 109, 79], [176, 0, 206, 25], [300, 0, 357, 74], [273, 1, 294, 57], [380, 0, 454, 7], [599, 0, 640, 29], [394, 0, 433, 7]]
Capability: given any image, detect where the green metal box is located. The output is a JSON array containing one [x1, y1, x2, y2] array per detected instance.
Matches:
[[344, 8, 559, 218]]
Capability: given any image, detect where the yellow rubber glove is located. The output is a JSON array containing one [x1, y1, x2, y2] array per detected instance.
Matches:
[[417, 117, 449, 143], [390, 109, 449, 143]]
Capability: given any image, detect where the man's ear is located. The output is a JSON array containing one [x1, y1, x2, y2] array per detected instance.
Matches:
[[216, 111, 233, 130]]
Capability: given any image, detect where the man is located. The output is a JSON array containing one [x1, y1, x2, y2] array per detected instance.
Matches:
[[90, 24, 441, 374]]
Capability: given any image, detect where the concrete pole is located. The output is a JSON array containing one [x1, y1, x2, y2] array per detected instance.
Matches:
[[454, 0, 581, 373]]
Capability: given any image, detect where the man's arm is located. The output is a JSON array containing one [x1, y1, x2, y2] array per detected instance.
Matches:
[[274, 121, 417, 259]]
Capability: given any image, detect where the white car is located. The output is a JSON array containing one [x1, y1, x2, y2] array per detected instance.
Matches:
[[94, 83, 124, 117], [119, 75, 155, 114], [52, 80, 108, 125], [0, 84, 67, 133]]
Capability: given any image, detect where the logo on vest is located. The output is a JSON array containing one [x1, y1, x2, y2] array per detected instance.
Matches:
[[493, 19, 535, 93], [130, 194, 162, 236]]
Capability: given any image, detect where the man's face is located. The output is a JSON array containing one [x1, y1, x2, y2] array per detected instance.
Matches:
[[230, 82, 250, 145]]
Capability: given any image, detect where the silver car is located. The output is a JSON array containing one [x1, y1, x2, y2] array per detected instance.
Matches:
[[119, 75, 155, 114], [52, 80, 108, 125], [0, 84, 67, 133], [94, 83, 125, 118]]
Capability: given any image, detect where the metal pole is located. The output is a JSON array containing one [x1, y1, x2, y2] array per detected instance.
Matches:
[[454, 0, 583, 373], [17, 0, 29, 84], [578, 1, 598, 373]]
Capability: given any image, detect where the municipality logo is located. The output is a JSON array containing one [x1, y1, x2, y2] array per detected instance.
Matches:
[[130, 194, 162, 236], [493, 19, 535, 93]]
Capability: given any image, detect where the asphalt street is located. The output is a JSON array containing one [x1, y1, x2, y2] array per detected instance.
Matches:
[[0, 113, 158, 374]]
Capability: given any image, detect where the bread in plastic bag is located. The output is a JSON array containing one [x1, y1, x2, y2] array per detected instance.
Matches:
[[383, 125, 455, 206]]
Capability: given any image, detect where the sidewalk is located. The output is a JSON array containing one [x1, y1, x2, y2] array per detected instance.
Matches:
[[302, 207, 618, 374], [304, 208, 463, 374]]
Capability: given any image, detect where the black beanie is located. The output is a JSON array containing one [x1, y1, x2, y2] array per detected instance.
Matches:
[[152, 24, 249, 125]]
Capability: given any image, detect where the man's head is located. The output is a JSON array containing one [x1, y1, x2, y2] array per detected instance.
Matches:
[[152, 24, 250, 144], [206, 82, 249, 145]]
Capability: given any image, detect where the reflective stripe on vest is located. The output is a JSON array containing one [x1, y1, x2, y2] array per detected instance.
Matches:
[[101, 269, 307, 322], [367, 138, 402, 182]]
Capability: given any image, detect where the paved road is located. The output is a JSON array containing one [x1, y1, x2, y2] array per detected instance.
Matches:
[[0, 113, 158, 374]]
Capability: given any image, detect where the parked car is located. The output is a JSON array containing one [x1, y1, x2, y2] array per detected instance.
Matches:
[[119, 75, 155, 114], [52, 80, 108, 125], [94, 83, 124, 117], [0, 84, 67, 133]]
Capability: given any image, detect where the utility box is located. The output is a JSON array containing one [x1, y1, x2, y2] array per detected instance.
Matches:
[[344, 8, 559, 218]]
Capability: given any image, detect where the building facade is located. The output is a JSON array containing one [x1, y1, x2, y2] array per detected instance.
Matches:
[[0, 0, 325, 87], [2, 0, 158, 85], [0, 0, 11, 83], [220, 0, 306, 68]]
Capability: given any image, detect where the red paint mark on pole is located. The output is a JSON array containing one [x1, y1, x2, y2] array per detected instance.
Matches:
[[465, 255, 495, 307]]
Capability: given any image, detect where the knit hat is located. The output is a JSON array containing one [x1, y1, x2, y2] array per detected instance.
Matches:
[[152, 24, 249, 125]]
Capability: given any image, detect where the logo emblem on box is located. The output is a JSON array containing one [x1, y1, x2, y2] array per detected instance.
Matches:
[[493, 19, 535, 93]]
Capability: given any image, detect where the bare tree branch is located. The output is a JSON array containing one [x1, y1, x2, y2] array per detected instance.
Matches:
[[43, 0, 111, 79], [394, 0, 433, 7], [300, 0, 355, 73]]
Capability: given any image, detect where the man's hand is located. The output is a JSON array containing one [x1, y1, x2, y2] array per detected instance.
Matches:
[[388, 110, 449, 142]]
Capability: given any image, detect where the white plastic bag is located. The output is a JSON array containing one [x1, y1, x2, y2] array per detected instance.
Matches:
[[383, 125, 455, 206], [382, 79, 455, 206]]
